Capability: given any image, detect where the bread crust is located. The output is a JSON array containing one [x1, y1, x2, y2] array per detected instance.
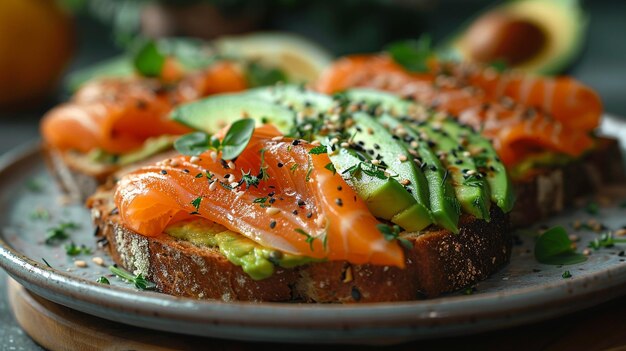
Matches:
[[89, 194, 510, 302]]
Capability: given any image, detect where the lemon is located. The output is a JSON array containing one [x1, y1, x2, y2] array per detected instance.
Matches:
[[214, 32, 334, 83]]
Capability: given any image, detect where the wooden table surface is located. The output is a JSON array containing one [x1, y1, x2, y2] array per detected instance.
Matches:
[[5, 276, 626, 351]]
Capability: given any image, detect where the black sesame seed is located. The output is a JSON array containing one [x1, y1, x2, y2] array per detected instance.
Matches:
[[183, 169, 190, 174], [269, 198, 276, 204], [373, 143, 381, 150], [220, 159, 229, 169], [455, 159, 463, 165], [292, 210, 298, 215], [269, 220, 277, 229], [336, 198, 343, 207], [268, 191, 275, 197], [306, 212, 313, 218], [429, 166, 437, 171], [224, 174, 231, 179], [277, 162, 284, 168], [160, 170, 167, 175], [298, 200, 306, 207], [337, 186, 342, 191], [292, 139, 301, 146]]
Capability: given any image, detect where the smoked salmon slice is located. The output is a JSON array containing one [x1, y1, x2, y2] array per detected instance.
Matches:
[[41, 61, 248, 155], [114, 125, 405, 267], [317, 55, 601, 166]]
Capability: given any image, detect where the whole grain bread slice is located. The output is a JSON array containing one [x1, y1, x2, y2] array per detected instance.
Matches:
[[88, 191, 511, 303]]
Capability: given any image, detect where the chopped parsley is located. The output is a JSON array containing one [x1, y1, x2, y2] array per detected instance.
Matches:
[[42, 258, 52, 268], [109, 266, 156, 290], [376, 224, 413, 250], [96, 276, 110, 285], [190, 196, 202, 213], [295, 228, 315, 251], [324, 162, 337, 175], [240, 170, 261, 189], [45, 222, 79, 245], [64, 242, 92, 256], [588, 232, 626, 250], [308, 145, 328, 155], [562, 270, 572, 279]]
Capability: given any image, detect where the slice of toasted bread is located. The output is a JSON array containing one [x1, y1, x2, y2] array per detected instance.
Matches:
[[42, 144, 180, 203], [510, 137, 625, 226], [88, 190, 510, 302]]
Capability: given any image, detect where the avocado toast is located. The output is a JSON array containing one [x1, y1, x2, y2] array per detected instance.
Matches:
[[88, 86, 513, 302], [317, 55, 625, 226]]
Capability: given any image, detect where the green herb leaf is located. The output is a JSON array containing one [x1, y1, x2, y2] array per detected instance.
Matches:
[[325, 162, 336, 175], [26, 178, 43, 192], [585, 202, 599, 215], [290, 163, 298, 172], [191, 196, 202, 212], [245, 62, 288, 87], [221, 119, 256, 160], [240, 170, 261, 189], [295, 228, 315, 251], [588, 232, 626, 250], [463, 174, 483, 187], [386, 35, 433, 73], [45, 222, 79, 245], [376, 224, 413, 250], [534, 226, 587, 265], [174, 132, 211, 156], [309, 145, 328, 155], [489, 59, 508, 73], [64, 242, 91, 256], [109, 266, 156, 290], [562, 270, 572, 279], [133, 40, 166, 77], [253, 197, 267, 204], [30, 208, 50, 221], [97, 276, 110, 285]]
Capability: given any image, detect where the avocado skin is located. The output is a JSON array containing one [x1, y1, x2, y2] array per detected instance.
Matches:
[[438, 0, 588, 75]]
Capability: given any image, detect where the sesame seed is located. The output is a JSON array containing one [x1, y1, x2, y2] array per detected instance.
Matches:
[[272, 136, 284, 141], [340, 142, 350, 148], [330, 137, 339, 145], [466, 170, 477, 176], [227, 161, 236, 170], [306, 212, 313, 218], [400, 179, 411, 186], [74, 260, 87, 268], [277, 162, 284, 168], [209, 181, 217, 191], [583, 248, 592, 256], [170, 159, 179, 167], [91, 257, 104, 266], [398, 154, 408, 162], [235, 191, 244, 198], [462, 151, 471, 157], [410, 141, 418, 148], [190, 156, 200, 164], [371, 159, 381, 166], [310, 140, 321, 146], [266, 207, 281, 215], [209, 151, 217, 161], [269, 220, 277, 229], [230, 182, 239, 188], [160, 170, 167, 175], [335, 198, 343, 207]]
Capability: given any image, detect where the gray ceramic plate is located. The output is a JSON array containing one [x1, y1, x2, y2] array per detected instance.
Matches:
[[2, 116, 626, 345]]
